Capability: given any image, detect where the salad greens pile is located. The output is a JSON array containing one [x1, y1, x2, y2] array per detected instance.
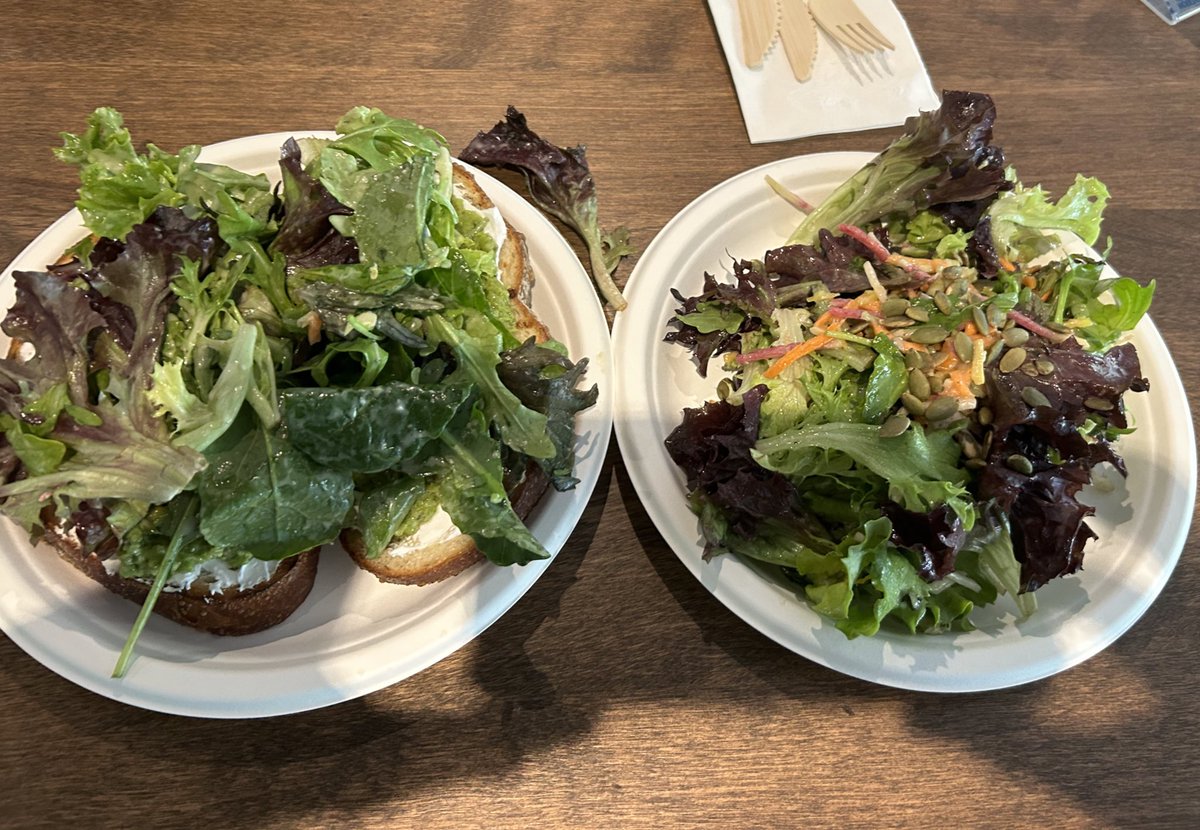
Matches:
[[664, 91, 1153, 638], [0, 106, 597, 668]]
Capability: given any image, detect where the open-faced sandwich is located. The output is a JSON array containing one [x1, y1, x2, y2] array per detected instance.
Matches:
[[0, 107, 598, 674]]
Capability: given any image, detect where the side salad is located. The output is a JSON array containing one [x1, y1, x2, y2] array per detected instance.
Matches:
[[664, 91, 1154, 638], [0, 106, 597, 672]]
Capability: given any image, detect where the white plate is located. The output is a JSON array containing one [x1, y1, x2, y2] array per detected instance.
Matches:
[[0, 132, 613, 717], [612, 152, 1195, 692]]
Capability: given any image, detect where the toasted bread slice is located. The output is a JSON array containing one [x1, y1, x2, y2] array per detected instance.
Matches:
[[343, 460, 550, 585], [345, 165, 557, 586], [42, 516, 319, 636]]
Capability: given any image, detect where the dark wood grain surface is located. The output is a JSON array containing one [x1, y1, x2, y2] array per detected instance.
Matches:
[[1, 2, 1197, 827]]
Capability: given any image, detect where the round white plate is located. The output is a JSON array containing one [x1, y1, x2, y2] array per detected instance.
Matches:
[[0, 132, 613, 717], [612, 152, 1195, 693]]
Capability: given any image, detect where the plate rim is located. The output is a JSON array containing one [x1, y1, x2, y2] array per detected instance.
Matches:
[[0, 130, 614, 717], [612, 150, 1196, 692]]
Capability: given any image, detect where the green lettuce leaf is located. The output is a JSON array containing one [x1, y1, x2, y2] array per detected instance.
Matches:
[[986, 174, 1109, 260]]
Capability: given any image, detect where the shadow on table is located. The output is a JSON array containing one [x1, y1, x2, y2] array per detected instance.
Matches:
[[6, 431, 1198, 829]]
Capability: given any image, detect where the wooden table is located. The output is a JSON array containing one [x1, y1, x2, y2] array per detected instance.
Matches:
[[1, 2, 1197, 827]]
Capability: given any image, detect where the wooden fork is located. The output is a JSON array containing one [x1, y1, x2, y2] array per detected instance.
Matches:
[[808, 0, 895, 53]]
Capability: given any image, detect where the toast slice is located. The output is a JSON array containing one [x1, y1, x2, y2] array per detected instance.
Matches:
[[42, 515, 319, 636], [343, 164, 557, 586]]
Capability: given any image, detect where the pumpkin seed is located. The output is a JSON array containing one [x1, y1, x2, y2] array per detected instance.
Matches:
[[1035, 358, 1056, 376], [999, 347, 1028, 373], [924, 396, 960, 422], [1084, 396, 1115, 411], [904, 350, 923, 370], [965, 458, 987, 470], [900, 393, 927, 415], [987, 304, 1007, 328], [971, 306, 990, 335], [1021, 386, 1051, 408], [959, 435, 980, 459], [1006, 453, 1034, 475], [986, 340, 1005, 365], [953, 331, 973, 362], [881, 297, 910, 317], [904, 306, 930, 322], [978, 405, 993, 426], [879, 413, 912, 438], [1022, 364, 1039, 377], [1001, 327, 1030, 347], [909, 325, 950, 345], [907, 369, 932, 400], [929, 374, 946, 394], [933, 291, 953, 315], [884, 316, 915, 328]]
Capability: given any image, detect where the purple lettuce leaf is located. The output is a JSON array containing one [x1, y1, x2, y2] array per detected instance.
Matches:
[[663, 261, 774, 377], [882, 502, 967, 581], [269, 137, 359, 269], [460, 106, 630, 309], [664, 385, 799, 549], [766, 228, 906, 294], [978, 336, 1148, 590]]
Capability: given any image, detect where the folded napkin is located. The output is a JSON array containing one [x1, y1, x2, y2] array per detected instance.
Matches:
[[709, 0, 940, 144]]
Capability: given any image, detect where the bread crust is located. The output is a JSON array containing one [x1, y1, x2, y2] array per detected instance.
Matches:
[[42, 519, 319, 636]]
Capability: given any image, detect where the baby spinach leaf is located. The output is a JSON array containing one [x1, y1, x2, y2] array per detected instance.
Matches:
[[197, 424, 353, 559], [281, 380, 472, 474], [353, 475, 425, 559]]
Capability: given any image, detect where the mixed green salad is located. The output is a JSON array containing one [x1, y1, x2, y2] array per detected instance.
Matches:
[[0, 106, 598, 672], [664, 91, 1154, 638]]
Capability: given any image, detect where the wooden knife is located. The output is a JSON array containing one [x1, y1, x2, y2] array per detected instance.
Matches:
[[778, 0, 818, 82], [737, 0, 780, 69]]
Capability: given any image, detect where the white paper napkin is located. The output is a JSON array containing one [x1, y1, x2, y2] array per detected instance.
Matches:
[[709, 0, 940, 143]]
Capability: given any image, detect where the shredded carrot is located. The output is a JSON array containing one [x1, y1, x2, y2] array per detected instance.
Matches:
[[1021, 274, 1037, 289], [963, 322, 979, 337], [763, 335, 834, 378], [999, 257, 1017, 272]]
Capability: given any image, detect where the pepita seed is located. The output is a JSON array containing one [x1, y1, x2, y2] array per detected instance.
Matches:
[[1035, 358, 1056, 376], [908, 325, 950, 345], [933, 291, 953, 315], [1045, 321, 1070, 334], [998, 347, 1028, 373], [904, 306, 930, 322], [978, 406, 993, 426], [900, 393, 927, 415], [907, 369, 932, 400], [969, 382, 985, 397], [953, 331, 973, 362], [965, 457, 987, 470], [971, 306, 989, 335], [884, 316, 915, 328], [1002, 327, 1030, 347], [1084, 396, 1115, 411], [1022, 364, 1039, 377], [879, 414, 912, 438], [929, 374, 946, 394], [1022, 386, 1051, 408], [881, 298, 910, 317], [932, 350, 954, 368], [924, 396, 960, 422], [986, 340, 1005, 365], [904, 350, 923, 370], [987, 304, 1007, 328], [1006, 453, 1034, 475], [959, 436, 980, 459]]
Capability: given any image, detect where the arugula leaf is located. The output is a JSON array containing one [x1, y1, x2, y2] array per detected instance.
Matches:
[[435, 408, 549, 565], [425, 313, 555, 459], [197, 423, 353, 559], [861, 334, 906, 424], [281, 380, 471, 474]]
